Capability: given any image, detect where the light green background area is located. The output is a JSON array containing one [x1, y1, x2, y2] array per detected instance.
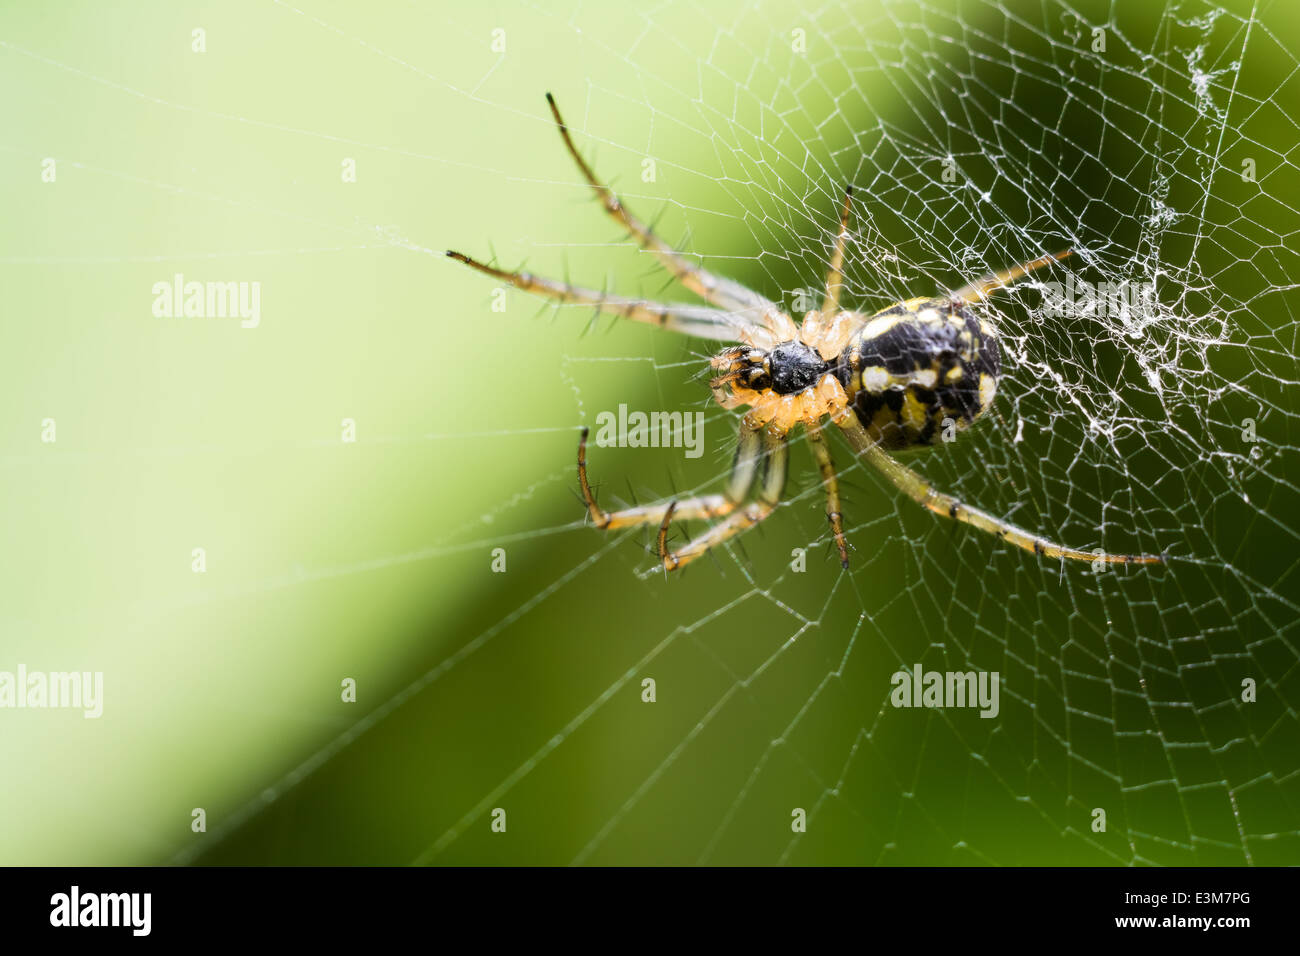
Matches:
[[1, 0, 1296, 865]]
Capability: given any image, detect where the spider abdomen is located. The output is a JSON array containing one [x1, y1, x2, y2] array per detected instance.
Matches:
[[836, 297, 1000, 449]]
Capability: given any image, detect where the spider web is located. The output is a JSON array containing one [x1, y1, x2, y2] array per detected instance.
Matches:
[[5, 0, 1296, 866]]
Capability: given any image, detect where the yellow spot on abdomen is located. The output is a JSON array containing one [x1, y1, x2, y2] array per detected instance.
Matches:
[[901, 390, 929, 432], [860, 314, 903, 340], [860, 365, 890, 391], [978, 373, 997, 413]]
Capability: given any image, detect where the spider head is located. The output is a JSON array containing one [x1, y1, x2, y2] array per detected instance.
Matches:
[[709, 346, 773, 393]]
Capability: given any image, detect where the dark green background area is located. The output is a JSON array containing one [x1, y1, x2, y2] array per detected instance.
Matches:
[[1, 0, 1296, 865]]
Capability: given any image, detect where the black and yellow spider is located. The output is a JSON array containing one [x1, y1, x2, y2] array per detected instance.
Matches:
[[449, 93, 1164, 572]]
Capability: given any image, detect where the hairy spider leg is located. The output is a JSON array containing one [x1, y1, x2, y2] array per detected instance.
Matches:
[[832, 404, 1164, 565], [577, 421, 763, 530], [805, 421, 850, 567], [799, 186, 862, 360], [951, 249, 1074, 304], [446, 251, 751, 342], [545, 93, 794, 343], [656, 425, 789, 571], [820, 185, 854, 316]]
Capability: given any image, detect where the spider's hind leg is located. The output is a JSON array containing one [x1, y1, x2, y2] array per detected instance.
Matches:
[[950, 249, 1073, 304], [833, 410, 1163, 565]]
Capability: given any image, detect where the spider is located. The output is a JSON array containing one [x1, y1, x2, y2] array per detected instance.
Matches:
[[448, 93, 1165, 572]]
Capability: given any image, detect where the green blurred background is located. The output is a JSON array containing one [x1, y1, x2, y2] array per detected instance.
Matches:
[[2, 0, 1297, 865]]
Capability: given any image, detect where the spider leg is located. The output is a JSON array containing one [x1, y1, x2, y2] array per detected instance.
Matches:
[[447, 251, 751, 342], [832, 409, 1164, 565], [544, 93, 787, 329], [820, 185, 853, 315], [951, 249, 1073, 304], [577, 420, 761, 530], [656, 426, 787, 571], [799, 186, 861, 359], [805, 422, 850, 567]]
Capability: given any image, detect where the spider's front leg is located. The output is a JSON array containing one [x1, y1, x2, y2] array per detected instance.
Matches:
[[654, 424, 788, 571], [544, 93, 778, 320], [577, 419, 761, 532], [447, 251, 754, 343]]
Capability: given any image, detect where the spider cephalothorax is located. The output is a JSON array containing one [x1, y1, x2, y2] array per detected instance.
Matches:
[[449, 93, 1165, 571], [710, 341, 847, 435], [767, 340, 833, 394]]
